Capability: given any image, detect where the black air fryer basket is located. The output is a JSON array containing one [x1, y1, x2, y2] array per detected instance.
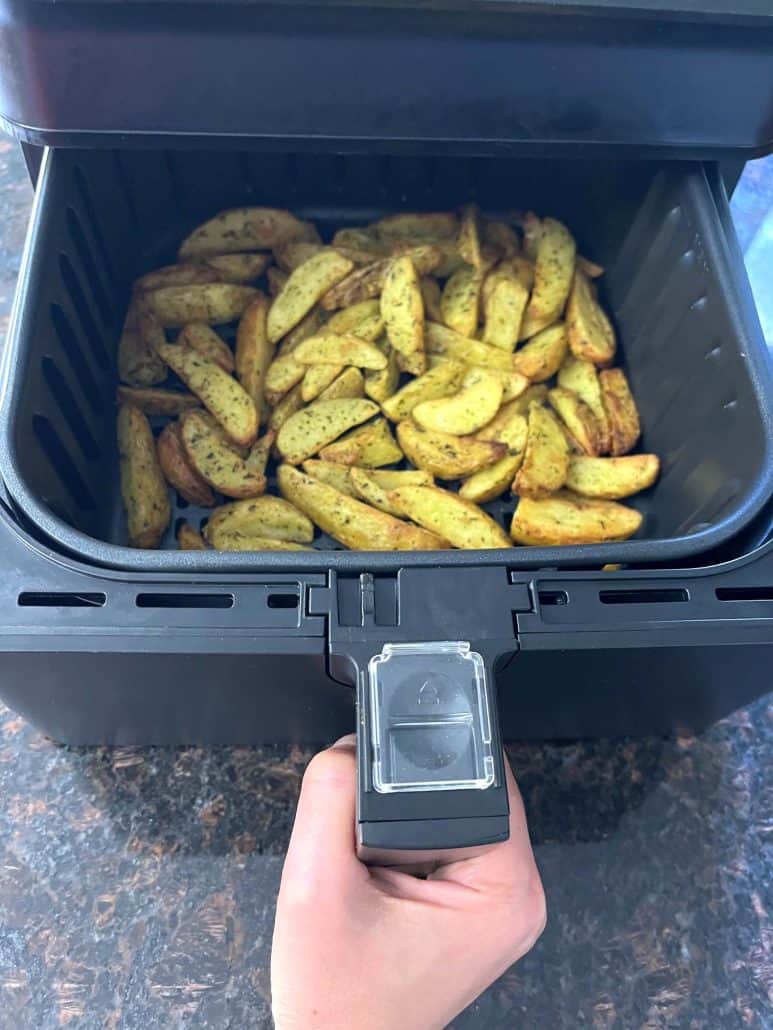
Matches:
[[0, 0, 771, 786]]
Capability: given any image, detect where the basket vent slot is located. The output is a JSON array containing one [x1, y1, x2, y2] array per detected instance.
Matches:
[[135, 593, 234, 609], [33, 414, 97, 511], [599, 588, 689, 605], [58, 253, 110, 371], [538, 590, 569, 606], [18, 592, 106, 608], [267, 592, 299, 610], [715, 586, 773, 602], [74, 165, 116, 287], [41, 357, 101, 462], [49, 303, 102, 413], [66, 206, 114, 328]]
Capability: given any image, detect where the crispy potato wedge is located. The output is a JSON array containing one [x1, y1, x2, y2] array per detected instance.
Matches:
[[514, 405, 569, 498], [489, 367, 530, 403], [522, 217, 576, 330], [502, 256, 535, 293], [319, 417, 402, 467], [268, 383, 305, 431], [576, 255, 605, 279], [276, 398, 379, 464], [381, 256, 426, 376], [235, 293, 273, 424], [512, 323, 568, 382], [157, 422, 217, 507], [332, 227, 388, 255], [483, 220, 520, 259], [278, 465, 448, 550], [425, 322, 514, 372], [301, 363, 345, 402], [157, 343, 258, 447], [135, 263, 222, 293], [325, 299, 382, 338], [277, 307, 327, 356], [441, 266, 482, 338], [116, 386, 200, 416], [207, 530, 312, 551], [267, 251, 354, 343], [301, 459, 357, 496], [557, 355, 611, 452], [413, 368, 503, 436], [264, 352, 307, 406], [475, 409, 529, 452], [178, 323, 235, 373], [293, 332, 388, 370], [397, 421, 506, 479], [482, 269, 529, 351], [266, 266, 289, 297], [205, 496, 314, 545], [118, 299, 167, 387], [516, 211, 542, 262], [245, 430, 276, 475], [370, 469, 433, 489], [145, 284, 258, 328], [458, 454, 523, 504], [389, 485, 510, 549], [321, 246, 441, 310], [457, 204, 483, 271], [373, 212, 459, 242], [381, 359, 466, 422], [349, 467, 406, 517], [180, 410, 266, 498], [419, 277, 444, 322], [499, 384, 549, 417], [204, 252, 271, 283], [566, 454, 659, 499], [317, 366, 365, 402], [548, 387, 603, 456], [117, 404, 171, 548], [364, 340, 400, 404], [274, 241, 327, 273], [566, 269, 616, 366], [600, 369, 641, 455], [179, 207, 314, 259], [510, 491, 643, 545], [177, 522, 208, 550]]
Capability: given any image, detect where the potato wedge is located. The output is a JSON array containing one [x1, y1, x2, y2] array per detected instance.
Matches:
[[179, 207, 313, 259], [557, 355, 611, 452], [245, 430, 276, 475], [145, 284, 258, 328], [206, 531, 312, 552], [514, 404, 569, 498], [117, 404, 171, 549], [180, 411, 266, 498], [349, 467, 406, 517], [548, 387, 603, 456], [599, 369, 641, 455], [319, 417, 402, 467], [516, 211, 542, 262], [489, 367, 530, 403], [268, 383, 305, 431], [177, 522, 207, 550], [274, 241, 327, 273], [373, 212, 459, 242], [483, 220, 520, 259], [118, 299, 167, 387], [364, 340, 400, 404], [424, 322, 514, 372], [267, 251, 354, 343], [135, 263, 221, 293], [293, 333, 388, 370], [522, 217, 576, 329], [397, 421, 506, 479], [566, 268, 616, 366], [235, 293, 273, 424], [419, 277, 444, 322], [457, 204, 483, 271], [264, 352, 307, 406], [381, 359, 466, 422], [116, 386, 200, 416], [566, 454, 659, 499], [389, 485, 510, 549], [267, 267, 288, 297], [205, 496, 314, 545], [512, 323, 568, 382], [157, 422, 217, 507], [322, 246, 441, 311], [482, 271, 529, 351], [576, 255, 605, 279], [332, 227, 388, 255], [482, 384, 548, 424], [178, 323, 235, 373], [277, 306, 327, 356], [301, 459, 357, 496], [278, 465, 448, 551], [369, 468, 433, 489], [276, 398, 379, 464], [458, 454, 523, 504], [301, 363, 345, 402], [502, 256, 535, 293], [381, 255, 426, 376], [325, 299, 383, 340], [204, 252, 271, 283], [157, 343, 258, 447], [510, 491, 643, 545], [413, 369, 503, 436], [317, 366, 365, 402], [475, 409, 528, 452], [441, 266, 482, 338]]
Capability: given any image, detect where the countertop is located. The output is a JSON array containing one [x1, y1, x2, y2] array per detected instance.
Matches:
[[0, 139, 771, 1029]]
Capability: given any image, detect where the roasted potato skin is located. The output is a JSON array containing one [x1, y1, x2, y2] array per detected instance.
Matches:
[[510, 491, 643, 546], [117, 404, 171, 548], [157, 422, 217, 507]]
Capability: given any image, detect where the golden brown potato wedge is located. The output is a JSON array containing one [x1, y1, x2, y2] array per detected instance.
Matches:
[[206, 530, 312, 551], [277, 307, 328, 356], [301, 460, 357, 496], [576, 255, 605, 279], [316, 366, 365, 403], [522, 217, 576, 331], [364, 340, 400, 404], [266, 266, 289, 297], [267, 251, 354, 343], [413, 368, 503, 436], [512, 323, 568, 382], [273, 241, 327, 273], [349, 467, 406, 517], [458, 454, 523, 504], [180, 410, 266, 498], [177, 522, 208, 550], [205, 496, 314, 545], [514, 404, 569, 498], [457, 204, 483, 271], [293, 333, 388, 370], [381, 359, 466, 422], [370, 468, 433, 489], [488, 367, 530, 403], [389, 485, 510, 549], [373, 212, 459, 242], [600, 368, 641, 455], [264, 352, 307, 406], [301, 363, 346, 403], [278, 465, 448, 550], [117, 404, 171, 548], [268, 383, 305, 431], [157, 343, 258, 447], [118, 299, 167, 387], [441, 266, 482, 338], [381, 255, 426, 376], [419, 277, 444, 323], [478, 385, 549, 428], [116, 386, 200, 416], [332, 227, 388, 255], [510, 491, 643, 545], [475, 408, 529, 452], [179, 207, 314, 259], [245, 430, 276, 475], [145, 284, 258, 328], [276, 398, 379, 464], [321, 246, 441, 311], [235, 293, 273, 424], [566, 269, 616, 365], [557, 355, 611, 452], [318, 417, 402, 467], [135, 263, 221, 293], [483, 220, 520, 259], [397, 421, 506, 479], [325, 299, 383, 339], [178, 323, 235, 373], [548, 387, 603, 456], [424, 322, 514, 372], [157, 422, 217, 507], [515, 211, 542, 262], [566, 454, 659, 499], [482, 269, 529, 351], [204, 252, 271, 283]]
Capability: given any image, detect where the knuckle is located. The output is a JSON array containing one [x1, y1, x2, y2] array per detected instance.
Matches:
[[303, 746, 356, 790]]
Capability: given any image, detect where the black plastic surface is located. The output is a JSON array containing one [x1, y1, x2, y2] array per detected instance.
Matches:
[[1, 148, 771, 573], [1, 2, 772, 157]]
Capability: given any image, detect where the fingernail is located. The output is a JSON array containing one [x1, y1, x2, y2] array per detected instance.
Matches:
[[330, 733, 357, 750]]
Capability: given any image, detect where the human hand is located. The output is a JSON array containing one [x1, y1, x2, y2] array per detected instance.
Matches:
[[271, 735, 545, 1030]]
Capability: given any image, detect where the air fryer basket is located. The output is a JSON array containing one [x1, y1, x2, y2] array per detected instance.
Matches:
[[1, 148, 771, 572]]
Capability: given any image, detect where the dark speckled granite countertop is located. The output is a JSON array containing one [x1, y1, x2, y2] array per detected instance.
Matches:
[[0, 139, 771, 1029]]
